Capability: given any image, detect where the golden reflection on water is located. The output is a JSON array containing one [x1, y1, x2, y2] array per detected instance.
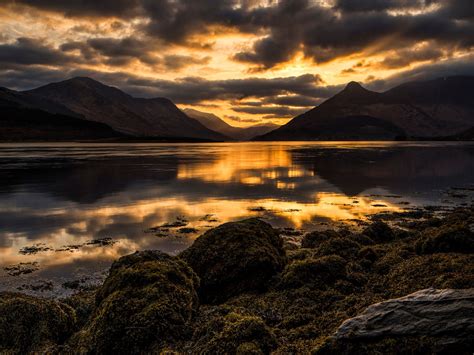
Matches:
[[3, 141, 471, 295]]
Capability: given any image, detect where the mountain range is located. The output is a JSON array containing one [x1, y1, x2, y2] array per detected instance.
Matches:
[[183, 108, 279, 140], [1, 77, 226, 141], [258, 76, 474, 140], [1, 75, 473, 142]]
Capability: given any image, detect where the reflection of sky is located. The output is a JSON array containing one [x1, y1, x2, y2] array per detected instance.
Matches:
[[1, 142, 474, 296]]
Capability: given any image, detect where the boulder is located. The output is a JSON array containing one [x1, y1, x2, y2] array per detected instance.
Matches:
[[301, 230, 341, 249], [0, 292, 76, 353], [279, 255, 347, 289], [315, 288, 474, 354], [191, 311, 277, 354], [180, 218, 286, 304], [361, 221, 395, 243], [70, 251, 199, 354], [417, 221, 474, 254]]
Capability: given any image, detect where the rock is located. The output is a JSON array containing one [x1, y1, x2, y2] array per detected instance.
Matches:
[[313, 238, 360, 260], [279, 255, 347, 289], [191, 311, 277, 354], [361, 221, 395, 243], [70, 251, 199, 354], [301, 230, 341, 249], [315, 288, 474, 354], [0, 292, 76, 353], [180, 218, 286, 304], [417, 221, 474, 254]]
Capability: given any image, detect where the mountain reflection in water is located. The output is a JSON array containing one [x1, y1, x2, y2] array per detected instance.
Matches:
[[1, 142, 473, 296]]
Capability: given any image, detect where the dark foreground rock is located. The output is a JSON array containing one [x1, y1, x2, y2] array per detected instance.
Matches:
[[315, 288, 474, 354], [180, 218, 286, 303], [0, 292, 76, 353], [3, 207, 474, 354], [68, 251, 199, 354]]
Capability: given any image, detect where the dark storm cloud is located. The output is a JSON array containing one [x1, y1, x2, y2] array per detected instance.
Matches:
[[0, 37, 76, 66], [162, 55, 211, 70], [367, 53, 474, 91], [4, 0, 473, 69], [0, 65, 334, 105], [8, 0, 142, 17], [263, 95, 318, 107]]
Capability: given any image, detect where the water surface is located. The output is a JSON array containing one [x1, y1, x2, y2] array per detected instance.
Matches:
[[1, 142, 474, 296]]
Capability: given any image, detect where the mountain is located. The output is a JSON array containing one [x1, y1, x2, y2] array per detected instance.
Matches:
[[25, 77, 227, 141], [0, 87, 123, 141], [184, 108, 279, 140], [257, 76, 474, 141]]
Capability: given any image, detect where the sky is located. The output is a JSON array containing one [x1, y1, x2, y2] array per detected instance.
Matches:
[[0, 0, 473, 126]]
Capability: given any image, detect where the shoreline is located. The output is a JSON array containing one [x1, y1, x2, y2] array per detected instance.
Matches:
[[1, 204, 473, 353]]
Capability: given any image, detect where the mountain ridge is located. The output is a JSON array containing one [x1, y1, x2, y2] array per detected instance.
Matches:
[[257, 76, 474, 141]]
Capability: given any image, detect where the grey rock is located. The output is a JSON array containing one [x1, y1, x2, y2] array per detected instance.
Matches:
[[335, 288, 474, 340]]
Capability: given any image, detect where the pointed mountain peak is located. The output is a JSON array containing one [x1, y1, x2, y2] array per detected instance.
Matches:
[[344, 81, 365, 91]]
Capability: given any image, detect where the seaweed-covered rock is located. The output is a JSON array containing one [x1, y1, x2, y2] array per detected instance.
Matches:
[[191, 311, 277, 354], [417, 222, 474, 254], [301, 230, 341, 249], [279, 255, 347, 289], [313, 238, 360, 260], [180, 219, 286, 304], [314, 288, 474, 354], [0, 292, 76, 353], [382, 254, 474, 296], [361, 221, 395, 243], [70, 251, 199, 354]]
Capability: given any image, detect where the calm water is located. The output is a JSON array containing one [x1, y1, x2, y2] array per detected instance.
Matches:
[[1, 142, 474, 296]]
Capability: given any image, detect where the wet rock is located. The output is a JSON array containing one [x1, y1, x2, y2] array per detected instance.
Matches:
[[180, 218, 286, 304], [315, 288, 474, 354], [417, 219, 474, 254], [301, 230, 341, 249], [190, 311, 277, 354], [70, 250, 199, 354], [279, 255, 347, 289], [361, 221, 395, 243], [0, 292, 76, 353], [313, 238, 360, 260]]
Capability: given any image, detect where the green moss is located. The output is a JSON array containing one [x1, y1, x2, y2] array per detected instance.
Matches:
[[417, 222, 474, 254], [279, 255, 347, 289], [190, 311, 277, 354], [0, 292, 76, 354], [301, 230, 341, 249], [313, 238, 360, 260], [180, 218, 286, 304], [69, 251, 199, 354]]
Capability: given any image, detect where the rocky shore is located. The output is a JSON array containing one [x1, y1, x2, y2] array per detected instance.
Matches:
[[1, 207, 473, 354]]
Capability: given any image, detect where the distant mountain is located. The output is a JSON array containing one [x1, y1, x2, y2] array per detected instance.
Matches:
[[184, 108, 279, 140], [0, 87, 123, 141], [25, 77, 226, 141], [258, 76, 474, 141]]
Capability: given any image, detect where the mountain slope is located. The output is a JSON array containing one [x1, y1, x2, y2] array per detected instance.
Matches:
[[184, 108, 279, 140], [0, 88, 123, 141], [258, 76, 474, 141], [26, 77, 227, 141]]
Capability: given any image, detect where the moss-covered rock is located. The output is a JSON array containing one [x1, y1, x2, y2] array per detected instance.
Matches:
[[361, 221, 395, 243], [301, 230, 341, 249], [0, 292, 76, 354], [70, 250, 199, 354], [180, 218, 286, 304], [313, 238, 360, 260], [279, 255, 347, 289], [190, 310, 277, 354], [417, 222, 474, 254]]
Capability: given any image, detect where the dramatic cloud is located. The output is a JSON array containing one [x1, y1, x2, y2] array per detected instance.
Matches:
[[0, 0, 473, 123]]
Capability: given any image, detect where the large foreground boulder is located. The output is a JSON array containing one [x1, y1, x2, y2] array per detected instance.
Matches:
[[180, 218, 286, 303], [0, 292, 76, 353], [70, 251, 199, 354], [315, 288, 474, 354]]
